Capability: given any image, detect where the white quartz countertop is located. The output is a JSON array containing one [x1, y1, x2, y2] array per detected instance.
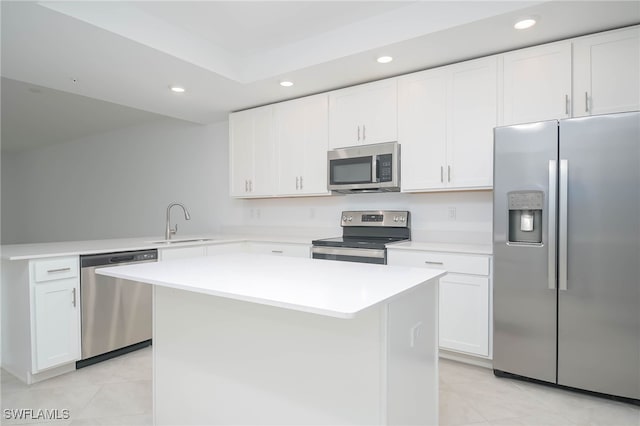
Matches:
[[0, 234, 321, 261], [96, 253, 445, 319], [1, 233, 492, 260]]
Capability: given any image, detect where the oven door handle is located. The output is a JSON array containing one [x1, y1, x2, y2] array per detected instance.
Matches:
[[372, 155, 379, 183], [311, 246, 386, 259]]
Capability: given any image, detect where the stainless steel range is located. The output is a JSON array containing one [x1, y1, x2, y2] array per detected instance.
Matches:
[[311, 210, 410, 264]]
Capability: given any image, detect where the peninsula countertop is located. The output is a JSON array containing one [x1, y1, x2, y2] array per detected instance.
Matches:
[[96, 253, 446, 319]]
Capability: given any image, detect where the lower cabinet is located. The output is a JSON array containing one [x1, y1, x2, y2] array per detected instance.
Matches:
[[439, 273, 489, 356], [1, 256, 81, 383], [387, 248, 492, 359]]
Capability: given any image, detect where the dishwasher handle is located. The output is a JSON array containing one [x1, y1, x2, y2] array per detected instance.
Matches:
[[110, 255, 135, 263]]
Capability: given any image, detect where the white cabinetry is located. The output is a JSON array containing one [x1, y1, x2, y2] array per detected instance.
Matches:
[[275, 94, 330, 196], [329, 79, 397, 149], [573, 26, 640, 117], [1, 256, 81, 383], [398, 57, 497, 192], [387, 249, 492, 358], [229, 106, 277, 198], [502, 41, 572, 125]]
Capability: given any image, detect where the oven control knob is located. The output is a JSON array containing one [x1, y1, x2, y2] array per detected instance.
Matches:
[[393, 216, 398, 222], [342, 215, 347, 222], [400, 216, 406, 222], [347, 216, 353, 222]]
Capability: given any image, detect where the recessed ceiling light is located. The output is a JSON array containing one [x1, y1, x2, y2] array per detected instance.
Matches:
[[280, 81, 294, 87], [514, 18, 537, 30], [377, 56, 393, 64], [170, 86, 186, 93]]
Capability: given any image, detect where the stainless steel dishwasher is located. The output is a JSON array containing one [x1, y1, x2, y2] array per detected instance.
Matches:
[[78, 249, 157, 368]]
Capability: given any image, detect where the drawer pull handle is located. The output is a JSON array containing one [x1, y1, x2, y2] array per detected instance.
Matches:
[[72, 288, 77, 307], [271, 250, 284, 254], [424, 261, 444, 265], [48, 267, 71, 273]]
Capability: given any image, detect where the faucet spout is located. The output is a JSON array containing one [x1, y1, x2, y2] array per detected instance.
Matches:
[[165, 202, 191, 240]]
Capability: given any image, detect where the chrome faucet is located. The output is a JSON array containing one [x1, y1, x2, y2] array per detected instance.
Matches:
[[165, 202, 191, 240]]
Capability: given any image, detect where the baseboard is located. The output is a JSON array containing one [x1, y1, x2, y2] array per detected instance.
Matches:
[[439, 349, 493, 369]]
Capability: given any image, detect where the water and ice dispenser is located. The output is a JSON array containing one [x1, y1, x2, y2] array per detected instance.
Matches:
[[508, 191, 543, 244]]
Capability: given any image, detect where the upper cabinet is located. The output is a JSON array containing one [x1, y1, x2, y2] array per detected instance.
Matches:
[[572, 26, 640, 117], [229, 106, 277, 198], [328, 79, 397, 149], [502, 41, 572, 125], [275, 94, 330, 196], [399, 56, 497, 192]]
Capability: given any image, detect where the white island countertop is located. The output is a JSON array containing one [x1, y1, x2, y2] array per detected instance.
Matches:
[[97, 253, 445, 319]]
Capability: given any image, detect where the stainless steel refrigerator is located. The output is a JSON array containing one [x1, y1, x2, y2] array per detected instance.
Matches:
[[493, 111, 640, 402]]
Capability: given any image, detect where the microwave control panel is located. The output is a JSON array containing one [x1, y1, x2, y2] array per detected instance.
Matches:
[[378, 154, 393, 182]]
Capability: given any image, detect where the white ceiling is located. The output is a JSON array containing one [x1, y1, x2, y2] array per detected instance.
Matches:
[[2, 1, 639, 152]]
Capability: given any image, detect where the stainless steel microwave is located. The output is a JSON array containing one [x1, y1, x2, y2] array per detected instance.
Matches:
[[327, 142, 400, 193]]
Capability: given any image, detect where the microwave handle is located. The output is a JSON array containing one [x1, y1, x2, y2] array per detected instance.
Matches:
[[372, 155, 379, 182]]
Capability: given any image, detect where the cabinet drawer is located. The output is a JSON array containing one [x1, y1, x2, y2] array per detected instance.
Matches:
[[247, 242, 310, 258], [33, 257, 79, 283], [387, 250, 489, 275]]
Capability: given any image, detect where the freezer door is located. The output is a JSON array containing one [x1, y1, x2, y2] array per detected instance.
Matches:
[[493, 120, 559, 383], [558, 111, 640, 400]]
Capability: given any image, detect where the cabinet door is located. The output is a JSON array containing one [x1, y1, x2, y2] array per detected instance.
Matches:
[[229, 110, 254, 197], [250, 106, 277, 197], [439, 274, 489, 357], [503, 41, 571, 125], [33, 279, 80, 371], [276, 94, 330, 196], [447, 57, 497, 189], [573, 26, 640, 117], [329, 79, 397, 148], [398, 69, 448, 191], [359, 79, 397, 145]]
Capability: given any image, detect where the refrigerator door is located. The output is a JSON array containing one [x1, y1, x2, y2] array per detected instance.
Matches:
[[493, 121, 559, 383], [558, 111, 640, 400]]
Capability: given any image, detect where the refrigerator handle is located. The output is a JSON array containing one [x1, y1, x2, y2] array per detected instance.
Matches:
[[559, 159, 569, 291], [548, 160, 557, 290]]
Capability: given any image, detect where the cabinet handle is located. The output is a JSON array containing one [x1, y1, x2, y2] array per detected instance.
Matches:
[[271, 250, 284, 254], [440, 166, 444, 183], [357, 126, 360, 141], [447, 165, 451, 183], [72, 288, 77, 307], [585, 92, 589, 112], [363, 125, 366, 140], [424, 261, 444, 265], [565, 94, 569, 115], [300, 176, 303, 189], [47, 267, 71, 273], [249, 180, 253, 192], [296, 176, 299, 190], [245, 180, 248, 192]]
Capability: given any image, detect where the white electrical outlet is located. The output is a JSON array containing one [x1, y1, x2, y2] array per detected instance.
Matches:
[[448, 207, 457, 220]]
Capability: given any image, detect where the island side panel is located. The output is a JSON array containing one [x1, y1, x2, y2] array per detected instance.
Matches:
[[153, 286, 385, 425], [386, 279, 439, 425]]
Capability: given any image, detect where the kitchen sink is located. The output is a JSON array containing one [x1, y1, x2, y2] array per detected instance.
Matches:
[[148, 238, 215, 245]]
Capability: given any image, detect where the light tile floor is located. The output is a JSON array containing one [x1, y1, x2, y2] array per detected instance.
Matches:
[[1, 348, 638, 425]]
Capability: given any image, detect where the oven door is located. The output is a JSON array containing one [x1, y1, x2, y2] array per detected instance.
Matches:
[[328, 155, 375, 190], [311, 246, 386, 264]]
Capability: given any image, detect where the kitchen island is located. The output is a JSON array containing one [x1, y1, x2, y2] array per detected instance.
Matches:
[[98, 253, 445, 425]]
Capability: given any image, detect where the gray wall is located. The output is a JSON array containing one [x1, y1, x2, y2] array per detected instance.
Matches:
[[1, 119, 237, 244], [1, 118, 492, 245]]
